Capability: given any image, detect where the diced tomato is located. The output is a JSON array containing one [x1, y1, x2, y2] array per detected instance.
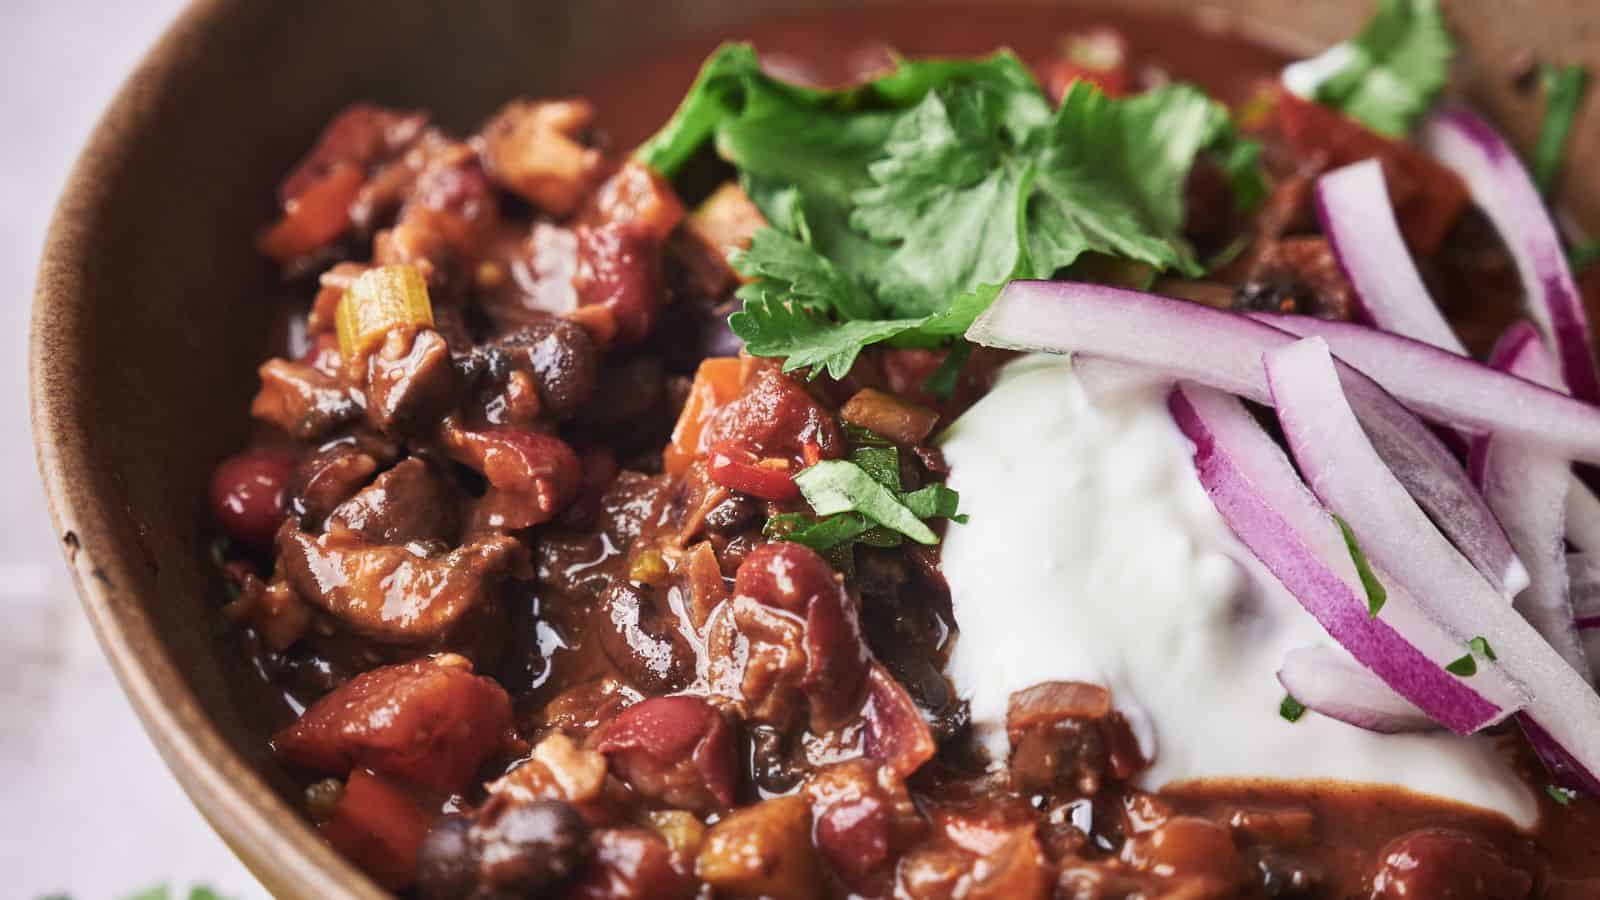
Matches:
[[707, 440, 800, 502], [273, 655, 512, 794], [664, 357, 746, 476], [1274, 87, 1468, 254], [320, 769, 434, 891], [259, 163, 365, 264]]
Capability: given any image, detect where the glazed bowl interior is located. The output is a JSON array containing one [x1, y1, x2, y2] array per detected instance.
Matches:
[[29, 0, 1600, 897]]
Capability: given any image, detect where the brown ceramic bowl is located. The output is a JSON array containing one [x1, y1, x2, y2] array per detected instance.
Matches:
[[29, 1, 1600, 896]]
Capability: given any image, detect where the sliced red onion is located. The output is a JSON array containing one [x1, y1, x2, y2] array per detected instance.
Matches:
[[1264, 336, 1600, 793], [1315, 167, 1600, 553], [1316, 160, 1465, 351], [1567, 554, 1600, 686], [1471, 323, 1588, 676], [1169, 383, 1522, 733], [1423, 106, 1600, 404], [1257, 313, 1600, 465], [1072, 356, 1172, 399], [1277, 646, 1439, 734], [969, 281, 1523, 598]]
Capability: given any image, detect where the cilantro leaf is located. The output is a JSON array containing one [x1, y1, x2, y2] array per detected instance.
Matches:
[[729, 294, 927, 380], [1028, 82, 1237, 278], [1468, 635, 1498, 661], [1312, 0, 1454, 137], [1335, 514, 1387, 618], [765, 511, 874, 550], [644, 43, 1262, 379], [794, 460, 939, 544], [1548, 783, 1577, 806], [1445, 653, 1477, 677], [1280, 694, 1307, 722], [901, 484, 968, 523], [1532, 63, 1590, 197], [850, 445, 902, 490], [922, 341, 973, 398]]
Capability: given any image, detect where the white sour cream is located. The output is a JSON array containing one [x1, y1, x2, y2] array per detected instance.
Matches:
[[940, 355, 1537, 828]]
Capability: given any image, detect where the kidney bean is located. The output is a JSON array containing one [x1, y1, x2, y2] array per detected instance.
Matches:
[[210, 449, 297, 549], [1370, 828, 1533, 900], [733, 543, 843, 616], [862, 664, 936, 779], [594, 695, 738, 811]]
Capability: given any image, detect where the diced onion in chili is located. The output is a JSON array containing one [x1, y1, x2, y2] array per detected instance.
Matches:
[[335, 264, 435, 362]]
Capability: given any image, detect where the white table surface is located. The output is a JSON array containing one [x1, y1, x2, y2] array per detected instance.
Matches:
[[2, 2, 267, 897]]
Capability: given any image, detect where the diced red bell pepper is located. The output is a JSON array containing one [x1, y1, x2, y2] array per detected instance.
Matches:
[[707, 440, 801, 502]]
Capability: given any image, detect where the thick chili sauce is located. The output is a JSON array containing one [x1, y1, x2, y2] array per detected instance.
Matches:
[[209, 6, 1600, 899]]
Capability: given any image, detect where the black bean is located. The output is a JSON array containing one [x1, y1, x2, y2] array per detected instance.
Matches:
[[473, 799, 589, 894], [416, 814, 479, 900]]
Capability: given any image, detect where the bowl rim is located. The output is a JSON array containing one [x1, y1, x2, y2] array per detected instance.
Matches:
[[28, 0, 381, 896]]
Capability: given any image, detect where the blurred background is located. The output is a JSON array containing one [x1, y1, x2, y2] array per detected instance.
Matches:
[[4, 2, 263, 897]]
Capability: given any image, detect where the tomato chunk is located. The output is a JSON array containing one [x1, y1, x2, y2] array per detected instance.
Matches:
[[320, 769, 434, 891], [707, 441, 801, 501], [273, 655, 512, 793], [1274, 87, 1468, 254]]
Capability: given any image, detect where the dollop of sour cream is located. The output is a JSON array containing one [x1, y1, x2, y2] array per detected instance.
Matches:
[[940, 355, 1537, 828]]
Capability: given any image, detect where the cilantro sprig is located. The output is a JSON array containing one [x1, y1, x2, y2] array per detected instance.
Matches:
[[639, 44, 1262, 380], [1311, 0, 1454, 137]]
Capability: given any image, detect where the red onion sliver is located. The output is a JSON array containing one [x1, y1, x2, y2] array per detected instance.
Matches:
[[1567, 554, 1600, 685], [1264, 336, 1600, 792], [969, 280, 1523, 599], [1277, 646, 1440, 734], [1256, 313, 1600, 465], [1422, 106, 1600, 403], [1169, 383, 1521, 733], [1315, 163, 1600, 553], [1316, 160, 1464, 351], [1471, 323, 1588, 675]]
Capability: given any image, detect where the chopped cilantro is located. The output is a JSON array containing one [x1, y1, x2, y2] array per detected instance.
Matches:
[[1547, 783, 1577, 806], [794, 460, 940, 545], [640, 44, 1261, 379], [1532, 63, 1589, 197], [1312, 0, 1455, 137], [1280, 694, 1307, 722], [901, 484, 969, 523], [850, 445, 902, 490], [764, 511, 874, 551], [842, 422, 894, 447], [1445, 653, 1477, 677], [1468, 635, 1498, 661], [1335, 515, 1387, 617]]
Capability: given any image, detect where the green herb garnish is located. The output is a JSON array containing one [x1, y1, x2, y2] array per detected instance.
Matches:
[[1467, 635, 1498, 661], [1547, 784, 1577, 806], [1532, 63, 1590, 197], [1335, 515, 1387, 618], [639, 44, 1262, 379], [794, 460, 941, 544], [1312, 0, 1455, 137], [922, 341, 973, 399], [1280, 694, 1307, 722], [1445, 653, 1477, 677]]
